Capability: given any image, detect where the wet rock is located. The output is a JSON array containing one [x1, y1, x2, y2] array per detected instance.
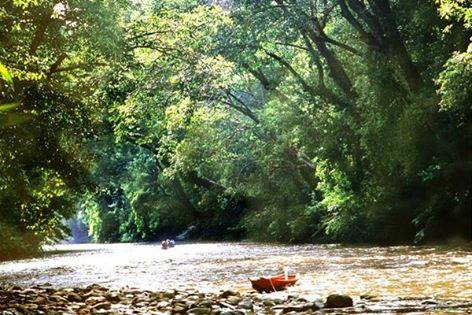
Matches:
[[11, 305, 24, 313], [263, 299, 276, 307], [49, 295, 69, 303], [273, 302, 319, 313], [172, 303, 188, 313], [85, 295, 107, 305], [294, 297, 308, 303], [220, 310, 244, 315], [188, 307, 212, 315], [163, 290, 176, 298], [220, 290, 239, 298], [32, 295, 48, 305], [187, 294, 201, 301], [360, 294, 377, 300], [92, 301, 111, 310], [22, 303, 39, 310], [324, 294, 353, 308], [237, 300, 253, 310], [273, 298, 286, 304], [22, 288, 37, 295], [86, 284, 107, 292], [197, 299, 213, 308], [422, 299, 438, 305], [104, 292, 121, 303], [67, 292, 84, 302], [226, 296, 242, 305], [131, 296, 150, 305]]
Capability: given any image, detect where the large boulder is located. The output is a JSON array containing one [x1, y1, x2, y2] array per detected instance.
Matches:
[[324, 294, 353, 308]]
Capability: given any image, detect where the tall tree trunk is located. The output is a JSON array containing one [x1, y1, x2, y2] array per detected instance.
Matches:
[[369, 0, 423, 92]]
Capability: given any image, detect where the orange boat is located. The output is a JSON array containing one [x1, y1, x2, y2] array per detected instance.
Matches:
[[249, 274, 299, 293]]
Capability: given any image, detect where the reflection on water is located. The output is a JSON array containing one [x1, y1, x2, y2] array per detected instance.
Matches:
[[0, 242, 471, 301]]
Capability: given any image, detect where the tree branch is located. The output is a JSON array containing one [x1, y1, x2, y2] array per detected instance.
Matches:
[[266, 50, 319, 100], [29, 12, 53, 56], [48, 53, 68, 74]]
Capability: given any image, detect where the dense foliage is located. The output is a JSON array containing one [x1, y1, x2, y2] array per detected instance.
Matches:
[[1, 0, 470, 258], [0, 0, 127, 259]]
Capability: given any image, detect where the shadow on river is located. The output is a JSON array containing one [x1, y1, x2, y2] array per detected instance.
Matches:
[[0, 242, 471, 312]]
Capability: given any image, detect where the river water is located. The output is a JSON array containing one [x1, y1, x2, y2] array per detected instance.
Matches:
[[0, 242, 471, 303]]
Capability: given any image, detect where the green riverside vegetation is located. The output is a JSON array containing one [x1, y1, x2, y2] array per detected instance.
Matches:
[[0, 0, 471, 259]]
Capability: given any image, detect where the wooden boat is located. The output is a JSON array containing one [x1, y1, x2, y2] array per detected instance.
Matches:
[[249, 274, 299, 293]]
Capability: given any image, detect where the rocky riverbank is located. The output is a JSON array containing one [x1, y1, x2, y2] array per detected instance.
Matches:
[[1, 284, 471, 314]]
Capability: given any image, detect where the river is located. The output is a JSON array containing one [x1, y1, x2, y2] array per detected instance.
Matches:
[[0, 242, 471, 304]]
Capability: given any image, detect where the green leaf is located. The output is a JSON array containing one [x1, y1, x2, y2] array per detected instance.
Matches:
[[0, 62, 13, 86], [0, 102, 19, 111]]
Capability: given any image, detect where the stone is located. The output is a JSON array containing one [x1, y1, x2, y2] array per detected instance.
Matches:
[[163, 290, 176, 298], [67, 292, 84, 302], [172, 304, 187, 313], [263, 299, 276, 307], [93, 301, 111, 310], [198, 299, 213, 308], [324, 294, 353, 308], [219, 290, 239, 299], [187, 294, 201, 301], [22, 288, 38, 295], [360, 294, 377, 300], [86, 296, 107, 305], [44, 287, 56, 294], [188, 307, 212, 315], [158, 301, 171, 308], [237, 300, 253, 310], [23, 304, 39, 310], [49, 295, 69, 303], [273, 302, 319, 313], [226, 296, 242, 305], [33, 296, 48, 305], [272, 298, 286, 304], [131, 296, 150, 305], [105, 292, 121, 303], [86, 284, 107, 292]]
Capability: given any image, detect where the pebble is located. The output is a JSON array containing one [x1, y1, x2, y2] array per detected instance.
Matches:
[[32, 296, 48, 305], [238, 299, 253, 310], [85, 296, 106, 305], [263, 299, 276, 307], [324, 294, 353, 308], [220, 290, 239, 298], [67, 292, 84, 302], [226, 296, 242, 305], [188, 307, 211, 315], [93, 301, 111, 310]]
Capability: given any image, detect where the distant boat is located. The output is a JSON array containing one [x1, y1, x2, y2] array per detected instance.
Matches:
[[162, 239, 175, 249], [249, 274, 299, 292]]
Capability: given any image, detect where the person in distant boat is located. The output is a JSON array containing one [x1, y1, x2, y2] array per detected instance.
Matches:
[[161, 240, 169, 249]]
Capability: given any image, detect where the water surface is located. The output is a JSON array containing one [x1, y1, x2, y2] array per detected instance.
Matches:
[[0, 242, 471, 302]]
